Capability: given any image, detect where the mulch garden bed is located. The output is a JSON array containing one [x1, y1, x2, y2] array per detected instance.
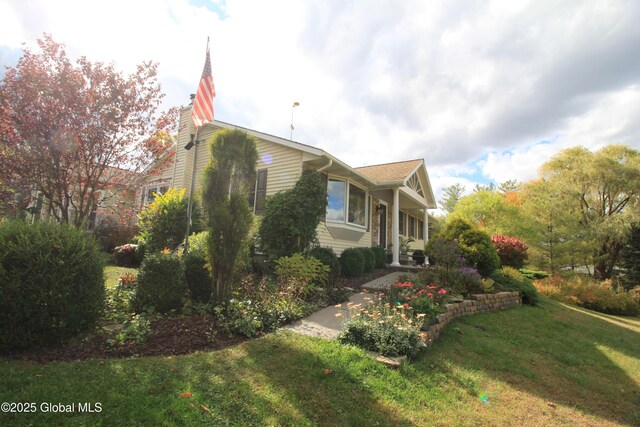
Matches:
[[6, 315, 246, 364], [5, 268, 396, 363]]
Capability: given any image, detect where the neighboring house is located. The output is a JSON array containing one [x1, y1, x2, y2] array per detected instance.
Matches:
[[144, 106, 437, 266], [26, 165, 140, 230]]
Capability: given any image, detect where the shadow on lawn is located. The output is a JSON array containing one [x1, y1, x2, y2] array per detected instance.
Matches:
[[424, 300, 640, 426], [202, 334, 414, 426]]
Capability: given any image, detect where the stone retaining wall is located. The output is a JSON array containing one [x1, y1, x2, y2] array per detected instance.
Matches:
[[421, 291, 521, 344]]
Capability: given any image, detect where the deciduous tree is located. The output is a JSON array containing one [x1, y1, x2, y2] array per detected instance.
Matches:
[[439, 183, 465, 215], [0, 34, 177, 225], [540, 145, 640, 279]]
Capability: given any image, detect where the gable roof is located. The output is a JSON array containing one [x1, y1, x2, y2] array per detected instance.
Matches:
[[355, 159, 423, 183]]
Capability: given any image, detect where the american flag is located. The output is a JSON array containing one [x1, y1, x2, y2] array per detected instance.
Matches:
[[191, 44, 216, 128]]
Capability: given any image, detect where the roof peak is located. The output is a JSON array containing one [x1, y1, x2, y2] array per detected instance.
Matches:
[[354, 158, 422, 169]]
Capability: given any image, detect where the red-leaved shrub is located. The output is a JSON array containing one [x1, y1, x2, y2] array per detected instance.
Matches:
[[492, 235, 528, 268]]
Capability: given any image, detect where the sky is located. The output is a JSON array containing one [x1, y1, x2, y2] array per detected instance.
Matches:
[[2, 0, 640, 209]]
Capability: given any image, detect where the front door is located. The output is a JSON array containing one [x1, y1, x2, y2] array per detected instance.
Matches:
[[379, 204, 387, 249]]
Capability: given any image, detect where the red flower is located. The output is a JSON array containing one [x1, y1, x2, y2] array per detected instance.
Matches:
[[438, 289, 447, 294], [403, 303, 410, 308], [427, 293, 433, 298]]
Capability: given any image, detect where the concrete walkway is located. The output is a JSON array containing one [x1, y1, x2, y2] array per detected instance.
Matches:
[[283, 272, 404, 339]]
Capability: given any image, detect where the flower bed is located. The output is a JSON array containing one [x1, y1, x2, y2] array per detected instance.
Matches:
[[340, 276, 522, 359]]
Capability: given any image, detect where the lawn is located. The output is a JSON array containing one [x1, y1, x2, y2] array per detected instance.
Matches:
[[104, 265, 137, 288], [1, 299, 638, 426]]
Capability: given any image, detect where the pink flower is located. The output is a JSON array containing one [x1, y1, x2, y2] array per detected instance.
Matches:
[[438, 289, 447, 294], [427, 293, 433, 298]]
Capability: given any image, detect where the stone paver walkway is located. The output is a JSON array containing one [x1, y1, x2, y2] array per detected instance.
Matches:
[[283, 272, 403, 339]]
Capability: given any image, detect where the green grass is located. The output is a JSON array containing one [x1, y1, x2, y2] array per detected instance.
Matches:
[[1, 299, 638, 426], [104, 265, 138, 288]]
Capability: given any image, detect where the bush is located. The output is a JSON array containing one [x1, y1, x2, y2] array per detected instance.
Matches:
[[356, 247, 375, 273], [491, 267, 539, 306], [258, 171, 327, 260], [425, 238, 466, 270], [137, 188, 201, 253], [435, 219, 500, 276], [134, 252, 185, 313], [185, 253, 212, 303], [113, 243, 140, 267], [492, 235, 528, 268], [184, 232, 212, 303], [520, 269, 550, 280], [93, 218, 138, 253], [0, 221, 105, 352], [307, 247, 341, 289], [275, 253, 329, 300], [534, 275, 639, 316], [215, 275, 312, 338], [371, 246, 386, 268], [340, 248, 365, 277], [339, 294, 421, 357]]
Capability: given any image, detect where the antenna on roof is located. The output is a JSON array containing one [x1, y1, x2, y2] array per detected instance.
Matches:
[[290, 101, 300, 140]]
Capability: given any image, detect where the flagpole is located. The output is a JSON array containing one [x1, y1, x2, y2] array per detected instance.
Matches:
[[184, 37, 213, 255], [183, 127, 200, 255]]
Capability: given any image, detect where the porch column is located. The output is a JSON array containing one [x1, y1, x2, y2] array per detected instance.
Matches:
[[423, 208, 429, 243], [424, 208, 429, 265], [391, 187, 400, 266]]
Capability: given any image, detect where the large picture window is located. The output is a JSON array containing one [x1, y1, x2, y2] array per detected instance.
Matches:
[[347, 184, 366, 226], [327, 179, 346, 221], [327, 178, 368, 228]]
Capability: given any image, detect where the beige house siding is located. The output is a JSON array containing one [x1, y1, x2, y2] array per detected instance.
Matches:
[[170, 109, 303, 206], [316, 224, 372, 256]]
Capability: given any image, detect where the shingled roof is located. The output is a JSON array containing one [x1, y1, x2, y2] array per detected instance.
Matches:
[[354, 159, 422, 183]]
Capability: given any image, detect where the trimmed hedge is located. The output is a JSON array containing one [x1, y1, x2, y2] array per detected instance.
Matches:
[[371, 246, 386, 268], [134, 252, 185, 313], [0, 221, 105, 352], [356, 247, 376, 273], [340, 248, 365, 277]]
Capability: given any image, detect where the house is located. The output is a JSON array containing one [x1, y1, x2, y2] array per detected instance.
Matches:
[[144, 105, 437, 265]]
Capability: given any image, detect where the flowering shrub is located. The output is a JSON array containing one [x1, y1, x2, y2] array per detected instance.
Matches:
[[338, 295, 422, 357], [492, 235, 528, 268], [415, 266, 483, 298], [386, 280, 448, 322], [113, 243, 140, 267], [214, 274, 318, 338]]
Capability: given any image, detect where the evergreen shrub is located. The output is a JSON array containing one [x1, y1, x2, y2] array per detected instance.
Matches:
[[340, 248, 365, 277], [0, 221, 105, 351]]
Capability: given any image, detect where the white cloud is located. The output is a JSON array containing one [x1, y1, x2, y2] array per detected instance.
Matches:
[[2, 0, 640, 197]]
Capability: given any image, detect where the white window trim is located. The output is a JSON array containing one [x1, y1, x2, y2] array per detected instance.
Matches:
[[143, 181, 171, 205], [326, 176, 369, 230]]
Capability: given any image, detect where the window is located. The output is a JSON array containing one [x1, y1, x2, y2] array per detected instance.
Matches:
[[327, 178, 368, 228], [418, 219, 424, 240], [249, 169, 268, 215], [327, 179, 346, 222], [409, 216, 416, 238], [348, 183, 366, 226], [144, 183, 170, 205], [399, 212, 406, 236]]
